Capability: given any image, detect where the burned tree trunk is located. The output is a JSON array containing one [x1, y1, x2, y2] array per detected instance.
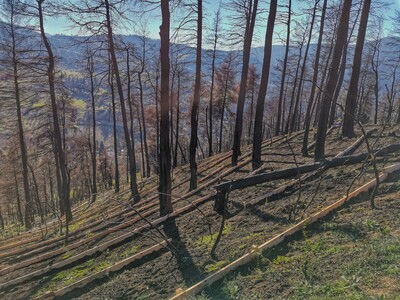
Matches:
[[159, 0, 173, 216], [314, 0, 352, 161], [252, 0, 277, 170], [342, 0, 371, 138]]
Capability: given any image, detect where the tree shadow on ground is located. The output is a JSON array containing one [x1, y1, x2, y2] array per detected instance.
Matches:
[[245, 204, 289, 224], [163, 219, 202, 286]]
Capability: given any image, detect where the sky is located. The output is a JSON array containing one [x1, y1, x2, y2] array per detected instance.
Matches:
[[44, 0, 400, 46]]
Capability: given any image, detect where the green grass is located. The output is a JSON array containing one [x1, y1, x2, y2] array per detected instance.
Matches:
[[196, 226, 231, 248], [34, 257, 114, 296], [121, 245, 139, 258], [204, 260, 229, 272]]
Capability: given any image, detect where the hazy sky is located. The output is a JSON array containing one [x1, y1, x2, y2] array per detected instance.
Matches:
[[44, 0, 399, 46]]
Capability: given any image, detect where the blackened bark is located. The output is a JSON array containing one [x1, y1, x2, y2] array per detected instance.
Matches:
[[208, 9, 220, 157], [159, 0, 173, 216], [252, 0, 277, 170], [342, 0, 371, 137], [289, 1, 318, 134], [189, 0, 202, 190], [37, 0, 72, 222], [314, 0, 352, 161], [371, 35, 381, 124], [86, 51, 97, 203], [9, 7, 32, 228], [232, 0, 259, 165], [173, 72, 181, 168], [104, 0, 139, 201], [302, 0, 327, 156], [109, 67, 120, 193], [137, 41, 150, 178], [275, 0, 291, 136]]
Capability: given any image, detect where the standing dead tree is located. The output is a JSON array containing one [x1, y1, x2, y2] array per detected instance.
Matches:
[[252, 0, 277, 170], [231, 0, 259, 166], [314, 0, 352, 161]]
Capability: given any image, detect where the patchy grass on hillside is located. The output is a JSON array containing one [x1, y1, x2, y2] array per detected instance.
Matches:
[[199, 172, 400, 300]]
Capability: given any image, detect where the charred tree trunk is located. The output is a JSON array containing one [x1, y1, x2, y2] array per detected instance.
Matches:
[[232, 0, 258, 165], [37, 0, 72, 222], [10, 7, 32, 228], [252, 0, 277, 170], [275, 0, 291, 136], [342, 0, 371, 138], [159, 0, 173, 216], [12, 166, 24, 225], [137, 43, 150, 178], [285, 39, 303, 134], [329, 5, 361, 127], [371, 37, 381, 124], [104, 0, 139, 201], [173, 72, 181, 168], [289, 1, 318, 134], [314, 0, 352, 160], [86, 50, 97, 203], [189, 0, 202, 190], [208, 8, 220, 157], [109, 68, 120, 193], [302, 0, 327, 156]]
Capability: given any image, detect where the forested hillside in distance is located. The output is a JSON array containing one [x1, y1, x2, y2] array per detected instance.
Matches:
[[0, 0, 400, 299]]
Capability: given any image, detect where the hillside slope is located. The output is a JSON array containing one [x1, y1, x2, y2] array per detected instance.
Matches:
[[0, 125, 399, 300]]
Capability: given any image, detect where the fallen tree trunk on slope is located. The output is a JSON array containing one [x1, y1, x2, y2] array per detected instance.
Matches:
[[33, 239, 172, 300], [0, 195, 212, 290], [172, 163, 400, 299], [214, 144, 400, 213]]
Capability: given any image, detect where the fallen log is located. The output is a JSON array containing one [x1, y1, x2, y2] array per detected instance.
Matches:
[[247, 133, 387, 206], [335, 128, 377, 157], [171, 163, 400, 299], [0, 194, 212, 290], [0, 154, 253, 279], [213, 144, 400, 213], [33, 239, 172, 300]]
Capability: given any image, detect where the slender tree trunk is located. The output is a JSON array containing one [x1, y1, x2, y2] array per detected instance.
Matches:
[[315, 0, 352, 161], [208, 8, 220, 157], [232, 0, 259, 165], [173, 72, 181, 168], [371, 38, 381, 124], [138, 70, 150, 177], [136, 105, 145, 179], [248, 82, 255, 143], [275, 0, 291, 136], [342, 0, 371, 138], [329, 4, 362, 127], [12, 166, 24, 225], [10, 10, 32, 228], [28, 164, 44, 224], [189, 0, 203, 190], [38, 0, 72, 222], [87, 52, 97, 203], [155, 70, 160, 172], [104, 0, 139, 201], [159, 0, 173, 216], [252, 0, 277, 170], [126, 49, 139, 187], [219, 65, 232, 153], [109, 68, 120, 193], [302, 0, 327, 156], [285, 40, 303, 134], [0, 208, 4, 231], [289, 1, 318, 134]]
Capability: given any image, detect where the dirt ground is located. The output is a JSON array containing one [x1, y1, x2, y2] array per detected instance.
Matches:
[[1, 125, 399, 300]]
